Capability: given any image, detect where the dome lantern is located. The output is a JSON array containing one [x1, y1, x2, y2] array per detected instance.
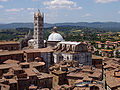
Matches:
[[53, 26, 57, 33]]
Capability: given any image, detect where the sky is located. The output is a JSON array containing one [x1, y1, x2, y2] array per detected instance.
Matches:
[[0, 0, 120, 23]]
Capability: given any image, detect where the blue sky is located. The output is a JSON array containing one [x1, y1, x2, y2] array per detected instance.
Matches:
[[0, 0, 120, 23]]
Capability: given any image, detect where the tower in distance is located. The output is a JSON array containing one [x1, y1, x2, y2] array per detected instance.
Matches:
[[33, 9, 44, 49]]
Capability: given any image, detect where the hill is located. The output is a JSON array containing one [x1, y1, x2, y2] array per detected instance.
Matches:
[[0, 22, 120, 31], [0, 23, 53, 30]]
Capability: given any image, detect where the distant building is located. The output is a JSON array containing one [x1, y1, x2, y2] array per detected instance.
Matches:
[[47, 26, 92, 66], [113, 47, 120, 57], [53, 41, 92, 65], [100, 49, 114, 57]]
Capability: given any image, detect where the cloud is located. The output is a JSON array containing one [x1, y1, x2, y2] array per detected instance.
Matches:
[[30, 12, 34, 15], [0, 5, 3, 8], [32, 0, 40, 1], [64, 14, 68, 16], [71, 6, 83, 10], [46, 11, 58, 17], [0, 0, 7, 2], [27, 8, 35, 15], [82, 13, 92, 17], [5, 8, 24, 12], [95, 0, 118, 3], [27, 8, 34, 11], [118, 11, 120, 14], [43, 0, 82, 10]]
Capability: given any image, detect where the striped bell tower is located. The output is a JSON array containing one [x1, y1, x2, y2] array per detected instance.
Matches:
[[33, 9, 44, 49]]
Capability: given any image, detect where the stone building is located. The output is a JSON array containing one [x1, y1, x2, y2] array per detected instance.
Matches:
[[0, 47, 54, 72], [53, 41, 92, 65], [49, 60, 79, 88], [0, 51, 24, 63], [20, 30, 33, 49], [0, 41, 20, 51], [33, 9, 44, 49], [100, 49, 114, 57], [92, 55, 103, 69], [49, 60, 104, 90]]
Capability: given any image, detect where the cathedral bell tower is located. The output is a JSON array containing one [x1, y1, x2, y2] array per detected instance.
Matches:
[[34, 9, 44, 49]]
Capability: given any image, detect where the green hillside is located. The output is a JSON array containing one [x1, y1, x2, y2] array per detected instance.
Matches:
[[0, 26, 119, 42]]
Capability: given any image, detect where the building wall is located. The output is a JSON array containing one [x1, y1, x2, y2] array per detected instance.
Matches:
[[101, 51, 113, 57], [0, 53, 24, 63], [38, 78, 53, 89], [53, 52, 92, 65], [24, 52, 41, 62], [18, 79, 29, 90], [52, 74, 59, 88], [51, 72, 68, 88], [92, 59, 102, 69], [41, 52, 54, 72], [47, 41, 60, 47], [0, 43, 20, 51]]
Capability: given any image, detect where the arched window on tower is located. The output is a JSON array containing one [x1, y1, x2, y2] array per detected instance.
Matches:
[[67, 56, 69, 60]]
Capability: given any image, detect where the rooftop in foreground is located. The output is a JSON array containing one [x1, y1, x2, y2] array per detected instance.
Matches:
[[0, 41, 20, 45]]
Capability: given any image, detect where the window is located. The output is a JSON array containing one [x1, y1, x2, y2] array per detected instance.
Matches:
[[34, 23, 37, 26], [32, 76, 34, 79], [59, 56, 63, 61], [86, 55, 89, 62], [67, 56, 69, 60], [74, 56, 77, 60], [34, 17, 37, 20], [24, 82, 27, 85]]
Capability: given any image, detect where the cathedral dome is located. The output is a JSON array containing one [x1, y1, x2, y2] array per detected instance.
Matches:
[[48, 26, 64, 41], [48, 32, 64, 41]]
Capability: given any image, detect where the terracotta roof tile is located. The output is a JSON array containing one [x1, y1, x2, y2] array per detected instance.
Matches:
[[0, 41, 20, 45], [3, 59, 20, 64], [24, 68, 36, 76]]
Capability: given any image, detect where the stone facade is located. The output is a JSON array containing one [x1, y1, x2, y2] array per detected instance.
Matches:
[[53, 42, 92, 65], [33, 9, 44, 49], [92, 55, 103, 69], [0, 41, 20, 51]]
